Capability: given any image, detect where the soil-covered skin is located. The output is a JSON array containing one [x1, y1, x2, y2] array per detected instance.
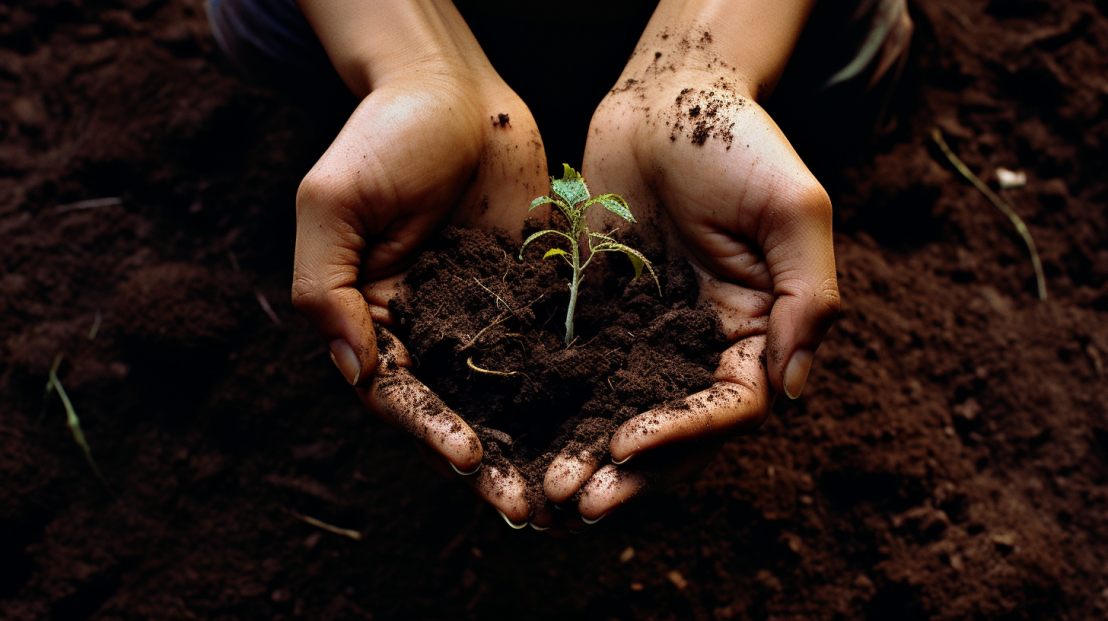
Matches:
[[2, 1, 1108, 620], [392, 226, 725, 507]]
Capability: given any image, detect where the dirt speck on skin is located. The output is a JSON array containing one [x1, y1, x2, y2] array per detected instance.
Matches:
[[668, 86, 741, 147], [492, 112, 510, 127]]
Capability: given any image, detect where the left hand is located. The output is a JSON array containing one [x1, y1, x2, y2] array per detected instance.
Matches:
[[540, 48, 840, 525]]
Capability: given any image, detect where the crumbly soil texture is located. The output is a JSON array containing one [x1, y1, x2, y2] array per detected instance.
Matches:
[[3, 0, 1108, 620], [392, 226, 724, 503]]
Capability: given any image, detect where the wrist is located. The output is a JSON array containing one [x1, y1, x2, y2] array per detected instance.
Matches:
[[296, 0, 500, 99], [628, 0, 816, 102]]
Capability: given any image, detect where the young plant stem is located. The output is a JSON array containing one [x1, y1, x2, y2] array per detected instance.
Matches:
[[520, 164, 660, 348], [565, 227, 582, 347]]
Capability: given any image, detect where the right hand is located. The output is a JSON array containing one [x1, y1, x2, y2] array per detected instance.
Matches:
[[292, 69, 547, 527]]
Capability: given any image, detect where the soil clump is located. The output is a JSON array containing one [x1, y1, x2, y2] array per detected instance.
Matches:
[[393, 226, 725, 506]]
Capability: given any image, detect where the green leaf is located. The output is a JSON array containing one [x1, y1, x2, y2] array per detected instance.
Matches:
[[530, 196, 569, 212], [542, 248, 569, 260], [585, 193, 636, 223], [519, 229, 575, 259], [609, 243, 662, 295], [551, 163, 590, 209], [588, 230, 619, 244]]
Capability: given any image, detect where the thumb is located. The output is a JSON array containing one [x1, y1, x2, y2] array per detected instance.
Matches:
[[292, 179, 378, 386], [762, 181, 840, 399]]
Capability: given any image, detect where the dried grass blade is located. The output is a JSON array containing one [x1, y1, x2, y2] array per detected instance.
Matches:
[[48, 354, 117, 498], [931, 128, 1047, 301], [290, 509, 363, 540]]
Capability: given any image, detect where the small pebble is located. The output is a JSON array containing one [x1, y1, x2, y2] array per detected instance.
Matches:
[[619, 546, 635, 563], [667, 570, 688, 590], [996, 167, 1027, 189], [630, 582, 644, 591]]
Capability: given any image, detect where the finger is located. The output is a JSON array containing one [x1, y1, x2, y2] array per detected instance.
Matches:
[[412, 443, 530, 528], [543, 421, 613, 504], [469, 460, 531, 527], [608, 335, 771, 463], [358, 329, 483, 474], [293, 176, 377, 387], [544, 449, 603, 505], [577, 440, 723, 521], [577, 464, 646, 522], [361, 273, 409, 327], [759, 180, 840, 399]]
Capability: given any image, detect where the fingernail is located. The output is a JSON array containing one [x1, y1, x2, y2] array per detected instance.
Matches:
[[553, 503, 567, 511], [529, 522, 550, 531], [329, 339, 360, 386], [450, 461, 481, 476], [581, 512, 608, 525], [496, 508, 528, 530], [784, 349, 813, 399], [611, 453, 634, 466]]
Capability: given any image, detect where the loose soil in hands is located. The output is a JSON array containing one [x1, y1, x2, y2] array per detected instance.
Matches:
[[392, 226, 724, 508], [2, 0, 1108, 620]]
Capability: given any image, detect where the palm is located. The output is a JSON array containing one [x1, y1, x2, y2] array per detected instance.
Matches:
[[539, 79, 837, 524], [293, 77, 548, 526]]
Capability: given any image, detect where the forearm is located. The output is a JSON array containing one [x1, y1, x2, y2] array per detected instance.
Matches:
[[294, 0, 497, 98], [637, 0, 817, 101]]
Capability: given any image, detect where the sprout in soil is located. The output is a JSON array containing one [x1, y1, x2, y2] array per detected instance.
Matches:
[[520, 164, 660, 347]]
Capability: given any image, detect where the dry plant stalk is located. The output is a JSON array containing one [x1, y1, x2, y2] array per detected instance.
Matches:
[[931, 128, 1047, 301]]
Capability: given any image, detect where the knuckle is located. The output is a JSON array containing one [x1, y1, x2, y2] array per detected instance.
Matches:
[[290, 276, 327, 315], [817, 285, 842, 318], [295, 169, 329, 214], [796, 182, 833, 221]]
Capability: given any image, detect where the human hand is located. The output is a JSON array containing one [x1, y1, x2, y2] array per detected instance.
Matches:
[[290, 2, 547, 526], [541, 31, 839, 524]]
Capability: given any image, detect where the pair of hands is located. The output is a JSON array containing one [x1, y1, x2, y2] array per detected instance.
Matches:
[[291, 21, 839, 532]]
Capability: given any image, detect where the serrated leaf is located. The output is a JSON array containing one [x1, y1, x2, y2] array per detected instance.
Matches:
[[519, 229, 574, 259], [588, 231, 618, 244], [542, 248, 569, 260], [609, 243, 662, 295], [551, 163, 590, 208], [586, 193, 636, 223], [531, 196, 570, 212]]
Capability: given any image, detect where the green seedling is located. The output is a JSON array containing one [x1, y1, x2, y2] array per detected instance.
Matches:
[[520, 164, 660, 347]]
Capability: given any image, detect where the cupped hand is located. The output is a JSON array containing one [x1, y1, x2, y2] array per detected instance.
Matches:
[[543, 58, 840, 523], [292, 70, 547, 525]]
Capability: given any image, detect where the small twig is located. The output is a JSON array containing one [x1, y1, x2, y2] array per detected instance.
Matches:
[[458, 312, 510, 352], [573, 332, 603, 350], [48, 354, 117, 498], [931, 128, 1047, 301], [289, 508, 363, 540], [254, 288, 283, 326], [466, 357, 518, 377], [88, 311, 102, 341], [56, 197, 122, 213], [473, 277, 511, 312], [227, 250, 241, 274]]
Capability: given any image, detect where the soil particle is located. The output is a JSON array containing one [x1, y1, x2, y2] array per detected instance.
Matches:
[[491, 113, 510, 127]]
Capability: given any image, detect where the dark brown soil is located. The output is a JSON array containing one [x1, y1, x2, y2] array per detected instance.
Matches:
[[392, 226, 724, 507], [2, 0, 1108, 620]]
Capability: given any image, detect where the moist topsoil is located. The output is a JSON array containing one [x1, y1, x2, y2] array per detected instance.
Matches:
[[391, 226, 725, 507], [2, 0, 1108, 620]]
